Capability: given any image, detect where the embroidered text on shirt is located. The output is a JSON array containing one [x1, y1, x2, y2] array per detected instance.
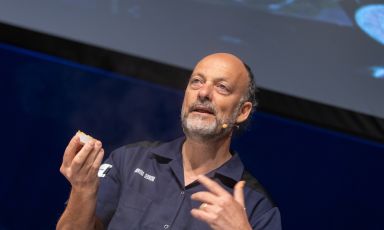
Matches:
[[134, 168, 156, 182]]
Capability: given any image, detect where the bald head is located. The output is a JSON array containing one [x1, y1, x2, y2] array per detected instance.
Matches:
[[195, 53, 248, 80], [197, 53, 246, 66]]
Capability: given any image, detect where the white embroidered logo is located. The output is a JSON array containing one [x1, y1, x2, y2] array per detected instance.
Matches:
[[98, 164, 113, 177], [134, 168, 156, 182]]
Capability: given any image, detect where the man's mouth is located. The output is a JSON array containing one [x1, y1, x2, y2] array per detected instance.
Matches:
[[190, 105, 215, 115]]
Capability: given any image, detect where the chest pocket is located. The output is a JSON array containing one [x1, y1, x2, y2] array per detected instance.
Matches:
[[108, 187, 152, 229]]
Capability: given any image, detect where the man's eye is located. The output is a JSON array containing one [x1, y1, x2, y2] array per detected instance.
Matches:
[[190, 78, 202, 88], [191, 79, 200, 83], [217, 84, 229, 93]]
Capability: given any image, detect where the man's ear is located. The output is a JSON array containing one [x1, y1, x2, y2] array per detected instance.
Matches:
[[236, 101, 252, 124]]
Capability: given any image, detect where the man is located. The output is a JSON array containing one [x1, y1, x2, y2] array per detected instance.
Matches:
[[57, 53, 281, 229]]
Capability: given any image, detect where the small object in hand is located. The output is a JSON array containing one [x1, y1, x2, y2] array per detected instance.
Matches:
[[77, 130, 93, 144]]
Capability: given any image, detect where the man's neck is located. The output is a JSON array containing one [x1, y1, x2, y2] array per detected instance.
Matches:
[[182, 134, 232, 186]]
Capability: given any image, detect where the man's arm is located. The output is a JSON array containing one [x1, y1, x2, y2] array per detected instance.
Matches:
[[56, 133, 105, 230]]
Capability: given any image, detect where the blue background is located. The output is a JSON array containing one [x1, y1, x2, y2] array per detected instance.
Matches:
[[0, 43, 383, 229]]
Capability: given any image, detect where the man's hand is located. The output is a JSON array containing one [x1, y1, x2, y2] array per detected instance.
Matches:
[[57, 133, 105, 230], [191, 175, 252, 230], [60, 133, 104, 194]]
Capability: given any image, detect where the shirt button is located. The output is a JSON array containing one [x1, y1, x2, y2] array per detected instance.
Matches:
[[164, 224, 170, 229], [180, 191, 185, 195]]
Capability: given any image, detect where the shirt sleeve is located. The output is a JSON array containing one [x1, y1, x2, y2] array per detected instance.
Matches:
[[95, 147, 125, 226]]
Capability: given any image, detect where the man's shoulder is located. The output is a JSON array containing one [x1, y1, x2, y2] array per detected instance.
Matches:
[[123, 140, 164, 150], [110, 137, 183, 159], [111, 140, 164, 158], [241, 170, 277, 207]]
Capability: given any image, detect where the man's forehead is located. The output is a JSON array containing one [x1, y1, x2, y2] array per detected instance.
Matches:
[[196, 53, 244, 67], [192, 53, 248, 80]]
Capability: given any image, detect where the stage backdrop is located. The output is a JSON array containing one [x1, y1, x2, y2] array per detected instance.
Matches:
[[0, 43, 383, 230]]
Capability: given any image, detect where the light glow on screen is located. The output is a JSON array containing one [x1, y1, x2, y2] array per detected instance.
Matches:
[[370, 66, 384, 79], [355, 4, 384, 46]]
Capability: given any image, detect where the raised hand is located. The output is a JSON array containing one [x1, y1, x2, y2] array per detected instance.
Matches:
[[57, 133, 105, 230], [191, 175, 252, 230], [60, 133, 104, 194]]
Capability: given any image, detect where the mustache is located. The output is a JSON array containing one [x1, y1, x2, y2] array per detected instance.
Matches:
[[188, 101, 217, 115]]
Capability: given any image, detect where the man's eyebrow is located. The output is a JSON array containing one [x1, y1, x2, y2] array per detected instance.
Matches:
[[214, 77, 229, 82], [190, 72, 205, 78]]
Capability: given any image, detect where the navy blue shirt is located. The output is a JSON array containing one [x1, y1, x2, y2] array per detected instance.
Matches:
[[96, 137, 281, 229]]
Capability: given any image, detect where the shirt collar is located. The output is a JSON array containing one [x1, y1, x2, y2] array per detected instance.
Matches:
[[149, 136, 185, 160], [213, 151, 244, 182], [149, 136, 245, 183]]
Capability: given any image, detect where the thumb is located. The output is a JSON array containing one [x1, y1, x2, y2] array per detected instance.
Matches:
[[233, 180, 246, 208]]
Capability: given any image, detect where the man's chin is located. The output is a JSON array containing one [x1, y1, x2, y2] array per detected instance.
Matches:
[[187, 125, 216, 133], [188, 113, 215, 121], [181, 116, 226, 138], [183, 121, 214, 134], [183, 122, 223, 138]]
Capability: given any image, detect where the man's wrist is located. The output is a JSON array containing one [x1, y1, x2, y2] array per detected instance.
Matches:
[[70, 186, 98, 201]]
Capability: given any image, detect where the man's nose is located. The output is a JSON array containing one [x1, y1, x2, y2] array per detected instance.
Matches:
[[197, 83, 213, 101]]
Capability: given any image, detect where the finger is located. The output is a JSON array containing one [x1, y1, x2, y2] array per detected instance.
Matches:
[[62, 134, 82, 167], [85, 141, 102, 167], [233, 181, 246, 208], [199, 202, 208, 210], [93, 148, 105, 171], [82, 141, 102, 174], [88, 148, 105, 177], [198, 202, 221, 214], [191, 191, 219, 205], [191, 208, 216, 224], [197, 175, 229, 196], [70, 140, 95, 172]]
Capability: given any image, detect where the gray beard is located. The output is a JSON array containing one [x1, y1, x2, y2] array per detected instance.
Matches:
[[181, 110, 239, 141], [181, 114, 222, 140]]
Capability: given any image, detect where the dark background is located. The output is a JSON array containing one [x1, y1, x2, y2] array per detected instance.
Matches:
[[0, 0, 384, 229]]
